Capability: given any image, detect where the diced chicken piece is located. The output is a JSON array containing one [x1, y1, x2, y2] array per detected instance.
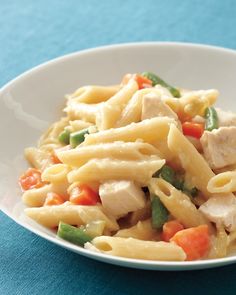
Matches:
[[215, 108, 236, 127], [199, 194, 236, 231], [99, 180, 146, 219], [141, 93, 178, 121], [200, 127, 236, 169]]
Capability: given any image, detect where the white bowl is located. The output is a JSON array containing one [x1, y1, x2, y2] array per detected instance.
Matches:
[[1, 42, 236, 271]]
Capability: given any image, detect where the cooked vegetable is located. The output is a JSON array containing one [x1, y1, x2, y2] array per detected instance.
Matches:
[[44, 192, 65, 206], [161, 220, 184, 242], [182, 122, 204, 139], [19, 168, 45, 191], [142, 71, 180, 98], [70, 184, 100, 205], [70, 128, 90, 148], [58, 129, 70, 145], [153, 165, 198, 198], [57, 222, 92, 246], [205, 107, 219, 131], [171, 225, 210, 260], [151, 195, 169, 229], [50, 152, 62, 164], [122, 73, 152, 89]]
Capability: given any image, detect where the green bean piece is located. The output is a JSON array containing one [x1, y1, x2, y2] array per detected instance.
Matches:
[[204, 107, 219, 131], [57, 222, 92, 246], [151, 195, 169, 229], [153, 165, 175, 184], [142, 71, 180, 98], [58, 129, 70, 145], [70, 128, 90, 148]]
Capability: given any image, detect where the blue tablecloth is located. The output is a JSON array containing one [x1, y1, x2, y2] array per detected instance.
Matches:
[[1, 1, 236, 294]]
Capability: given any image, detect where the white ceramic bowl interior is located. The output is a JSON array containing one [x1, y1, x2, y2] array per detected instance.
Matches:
[[1, 42, 236, 271]]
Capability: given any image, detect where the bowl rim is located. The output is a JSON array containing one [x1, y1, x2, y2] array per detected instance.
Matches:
[[1, 41, 236, 270]]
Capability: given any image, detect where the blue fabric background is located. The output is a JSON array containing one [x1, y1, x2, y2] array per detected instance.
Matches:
[[1, 1, 236, 294]]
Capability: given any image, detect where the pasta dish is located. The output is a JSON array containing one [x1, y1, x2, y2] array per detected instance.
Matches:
[[19, 72, 236, 261]]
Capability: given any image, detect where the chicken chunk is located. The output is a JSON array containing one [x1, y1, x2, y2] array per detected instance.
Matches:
[[200, 127, 236, 169], [215, 107, 236, 127], [199, 194, 236, 231], [99, 180, 146, 219], [141, 93, 178, 121]]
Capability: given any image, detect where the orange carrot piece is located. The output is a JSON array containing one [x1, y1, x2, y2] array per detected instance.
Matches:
[[19, 168, 45, 191], [70, 184, 100, 205], [161, 220, 184, 242], [182, 122, 204, 139], [171, 225, 210, 261]]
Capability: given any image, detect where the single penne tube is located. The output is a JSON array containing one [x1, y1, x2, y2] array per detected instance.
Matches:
[[167, 124, 215, 199], [207, 171, 236, 194], [25, 202, 119, 231], [97, 79, 138, 130], [68, 85, 120, 103], [57, 141, 161, 167], [89, 236, 186, 261], [67, 157, 165, 185], [208, 225, 228, 259], [149, 178, 212, 229], [84, 117, 176, 146]]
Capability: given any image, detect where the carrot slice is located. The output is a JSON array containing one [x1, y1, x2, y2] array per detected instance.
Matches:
[[70, 184, 100, 205], [161, 220, 184, 242], [171, 225, 210, 260], [19, 168, 45, 191], [182, 122, 204, 139]]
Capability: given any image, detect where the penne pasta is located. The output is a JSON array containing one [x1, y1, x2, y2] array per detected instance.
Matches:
[[97, 79, 138, 130], [57, 141, 161, 167], [167, 124, 215, 199], [149, 178, 211, 229], [25, 202, 119, 231], [68, 85, 120, 104], [84, 117, 176, 146], [89, 236, 186, 261], [67, 157, 165, 185], [207, 171, 236, 194]]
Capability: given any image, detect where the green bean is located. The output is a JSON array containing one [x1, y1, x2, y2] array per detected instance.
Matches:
[[204, 107, 219, 131], [70, 128, 90, 148], [57, 222, 92, 246], [142, 71, 180, 98], [58, 129, 70, 145], [159, 165, 175, 184], [151, 195, 169, 229]]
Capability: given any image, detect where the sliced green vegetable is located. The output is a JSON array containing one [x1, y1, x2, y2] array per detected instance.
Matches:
[[204, 107, 219, 131], [70, 128, 90, 148], [58, 129, 70, 145], [142, 71, 180, 98], [153, 165, 175, 184], [57, 222, 92, 246], [151, 195, 169, 229]]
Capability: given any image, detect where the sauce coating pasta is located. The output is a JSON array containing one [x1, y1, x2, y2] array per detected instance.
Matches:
[[19, 72, 236, 261]]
